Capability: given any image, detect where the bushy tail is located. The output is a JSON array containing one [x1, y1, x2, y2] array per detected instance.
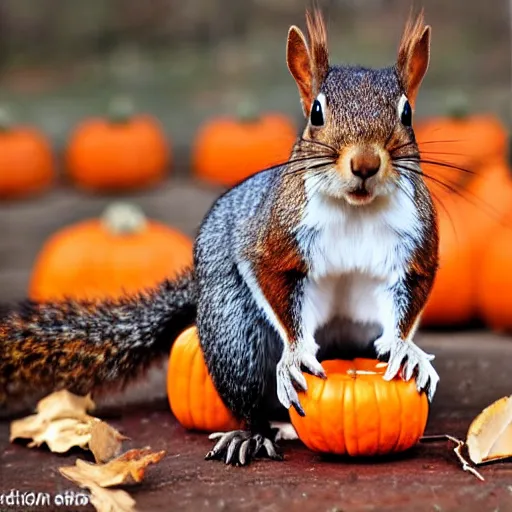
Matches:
[[0, 270, 197, 412]]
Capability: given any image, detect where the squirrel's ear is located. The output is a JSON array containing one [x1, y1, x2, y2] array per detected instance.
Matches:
[[287, 25, 313, 115], [397, 11, 431, 107]]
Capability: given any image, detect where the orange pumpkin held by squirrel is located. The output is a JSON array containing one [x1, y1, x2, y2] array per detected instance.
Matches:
[[290, 359, 428, 456], [66, 97, 170, 191], [193, 101, 297, 186], [0, 107, 55, 199], [30, 202, 193, 301]]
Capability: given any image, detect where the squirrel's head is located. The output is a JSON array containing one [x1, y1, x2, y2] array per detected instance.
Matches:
[[287, 10, 430, 206]]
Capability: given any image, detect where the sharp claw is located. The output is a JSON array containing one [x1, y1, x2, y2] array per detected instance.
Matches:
[[239, 438, 251, 466], [262, 438, 278, 459], [225, 438, 239, 465], [289, 365, 307, 391], [292, 398, 305, 417], [212, 432, 234, 454], [403, 360, 415, 381], [253, 434, 263, 456], [208, 432, 226, 440], [302, 353, 326, 378]]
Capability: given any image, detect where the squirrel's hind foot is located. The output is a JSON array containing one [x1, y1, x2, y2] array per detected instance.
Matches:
[[205, 430, 283, 466]]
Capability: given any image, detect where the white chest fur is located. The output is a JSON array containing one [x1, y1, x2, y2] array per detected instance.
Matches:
[[297, 178, 422, 345]]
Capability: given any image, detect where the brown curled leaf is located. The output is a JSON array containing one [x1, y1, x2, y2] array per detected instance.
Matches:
[[466, 395, 512, 464], [60, 448, 166, 488]]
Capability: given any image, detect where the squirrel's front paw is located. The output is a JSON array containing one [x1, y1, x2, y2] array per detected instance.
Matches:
[[374, 337, 439, 401], [276, 345, 325, 416]]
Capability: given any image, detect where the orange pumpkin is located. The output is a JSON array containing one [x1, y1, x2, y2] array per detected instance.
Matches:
[[29, 202, 192, 301], [421, 191, 475, 326], [477, 209, 512, 331], [415, 104, 507, 189], [167, 326, 242, 432], [290, 359, 428, 456], [0, 109, 54, 198], [193, 103, 297, 186], [66, 98, 170, 191], [463, 160, 512, 262]]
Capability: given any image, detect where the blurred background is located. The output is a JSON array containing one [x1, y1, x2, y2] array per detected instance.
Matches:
[[0, 0, 510, 316]]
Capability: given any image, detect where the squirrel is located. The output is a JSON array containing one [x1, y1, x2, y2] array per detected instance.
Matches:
[[0, 9, 439, 465]]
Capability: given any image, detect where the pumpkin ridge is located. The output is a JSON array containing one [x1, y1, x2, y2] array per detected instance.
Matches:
[[189, 346, 202, 429], [305, 373, 324, 452], [391, 379, 403, 452], [182, 336, 196, 429], [318, 376, 333, 452], [352, 376, 360, 456], [371, 372, 381, 455]]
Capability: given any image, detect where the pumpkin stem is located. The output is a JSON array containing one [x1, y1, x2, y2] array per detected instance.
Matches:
[[107, 96, 136, 124], [101, 202, 147, 235], [445, 92, 470, 120], [0, 106, 13, 132], [236, 100, 260, 123]]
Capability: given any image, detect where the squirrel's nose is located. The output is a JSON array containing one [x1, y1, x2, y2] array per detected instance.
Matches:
[[350, 149, 381, 180]]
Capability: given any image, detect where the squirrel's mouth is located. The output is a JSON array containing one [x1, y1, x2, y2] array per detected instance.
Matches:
[[346, 185, 374, 205]]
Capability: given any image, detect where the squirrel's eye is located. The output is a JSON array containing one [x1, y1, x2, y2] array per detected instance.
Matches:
[[398, 95, 412, 126], [310, 98, 325, 127]]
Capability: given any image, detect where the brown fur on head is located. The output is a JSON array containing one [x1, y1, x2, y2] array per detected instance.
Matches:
[[286, 10, 432, 207], [397, 9, 431, 107], [287, 9, 329, 115]]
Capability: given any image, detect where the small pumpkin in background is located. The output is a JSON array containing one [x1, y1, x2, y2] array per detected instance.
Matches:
[[193, 101, 297, 187], [167, 326, 242, 432], [477, 209, 512, 332], [463, 159, 512, 263], [0, 107, 55, 199], [421, 191, 475, 327], [415, 95, 508, 190], [66, 97, 170, 192], [29, 202, 192, 301], [290, 359, 428, 456]]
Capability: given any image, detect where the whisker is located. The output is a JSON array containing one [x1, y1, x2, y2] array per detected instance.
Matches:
[[394, 163, 503, 223], [388, 139, 417, 155], [250, 153, 335, 176], [394, 162, 463, 196], [415, 139, 470, 145], [393, 178, 416, 206], [299, 137, 339, 155], [393, 155, 475, 176], [418, 150, 474, 157]]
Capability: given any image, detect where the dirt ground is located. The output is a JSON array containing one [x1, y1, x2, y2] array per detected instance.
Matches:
[[2, 407, 512, 512]]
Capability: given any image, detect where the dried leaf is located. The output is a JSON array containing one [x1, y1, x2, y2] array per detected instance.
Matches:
[[60, 448, 166, 488], [60, 448, 165, 512], [467, 395, 512, 464], [60, 466, 135, 512], [88, 484, 136, 512], [10, 390, 126, 460], [29, 418, 92, 453], [35, 390, 95, 421], [89, 420, 128, 463]]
